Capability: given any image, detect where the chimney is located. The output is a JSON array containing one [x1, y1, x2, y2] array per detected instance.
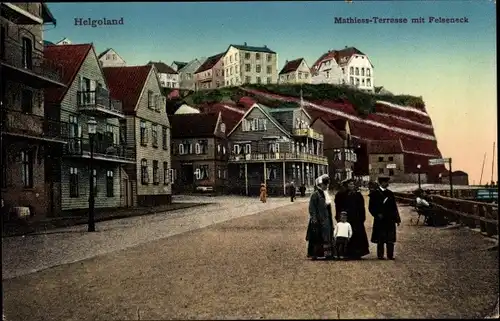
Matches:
[[345, 46, 348, 49], [244, 42, 247, 46], [264, 45, 267, 48]]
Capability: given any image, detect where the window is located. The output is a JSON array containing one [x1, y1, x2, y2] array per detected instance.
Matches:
[[195, 140, 208, 154], [245, 64, 251, 72], [266, 65, 272, 74], [378, 168, 384, 174], [21, 150, 33, 188], [367, 68, 371, 76], [326, 71, 330, 78], [22, 37, 33, 70], [162, 126, 168, 150], [21, 89, 33, 113], [256, 77, 261, 84], [256, 53, 261, 60], [349, 67, 354, 74], [361, 68, 365, 76], [69, 167, 79, 197], [151, 124, 158, 147], [267, 77, 271, 84], [256, 65, 261, 73], [163, 162, 169, 185], [244, 143, 251, 154], [389, 169, 395, 176], [154, 94, 161, 112], [141, 159, 149, 184], [153, 160, 159, 185], [230, 66, 233, 75], [388, 156, 394, 161], [147, 90, 154, 109], [245, 52, 250, 60], [92, 169, 97, 196], [106, 170, 114, 197], [233, 144, 241, 154], [378, 156, 384, 162], [342, 68, 345, 74], [245, 76, 251, 83], [266, 54, 272, 62], [350, 77, 354, 85], [112, 54, 117, 60], [367, 79, 371, 87], [242, 118, 267, 131], [355, 67, 359, 75], [235, 52, 238, 60], [195, 165, 209, 180], [268, 142, 279, 153], [356, 78, 360, 86], [140, 121, 148, 145]]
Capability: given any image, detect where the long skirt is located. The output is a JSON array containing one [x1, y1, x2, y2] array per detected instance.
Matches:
[[306, 221, 333, 258], [345, 222, 370, 258]]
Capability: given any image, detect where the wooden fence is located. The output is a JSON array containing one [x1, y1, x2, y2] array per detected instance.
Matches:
[[394, 192, 498, 237]]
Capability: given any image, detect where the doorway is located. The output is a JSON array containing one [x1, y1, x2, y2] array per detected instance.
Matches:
[[180, 164, 194, 193]]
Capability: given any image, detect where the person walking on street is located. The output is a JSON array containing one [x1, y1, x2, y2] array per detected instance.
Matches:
[[306, 174, 335, 260], [289, 181, 296, 202], [368, 176, 401, 260], [259, 183, 267, 203]]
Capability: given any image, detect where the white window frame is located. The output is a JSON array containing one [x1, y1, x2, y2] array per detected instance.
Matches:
[[179, 144, 185, 155], [195, 143, 201, 154], [233, 144, 241, 154], [223, 146, 226, 154], [244, 144, 251, 154]]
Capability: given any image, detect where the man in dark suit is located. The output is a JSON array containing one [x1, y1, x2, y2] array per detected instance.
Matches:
[[368, 176, 401, 260]]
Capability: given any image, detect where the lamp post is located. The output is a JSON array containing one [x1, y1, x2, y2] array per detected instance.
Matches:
[[417, 164, 422, 190], [87, 117, 97, 232]]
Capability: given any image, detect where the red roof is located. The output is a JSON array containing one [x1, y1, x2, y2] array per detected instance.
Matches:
[[169, 112, 220, 138], [312, 47, 366, 71], [44, 44, 93, 103], [102, 65, 152, 114], [367, 139, 403, 154], [198, 103, 244, 133], [279, 58, 304, 75], [194, 52, 224, 74], [238, 96, 256, 109]]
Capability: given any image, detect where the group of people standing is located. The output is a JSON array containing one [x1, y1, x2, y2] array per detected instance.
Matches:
[[306, 174, 401, 260]]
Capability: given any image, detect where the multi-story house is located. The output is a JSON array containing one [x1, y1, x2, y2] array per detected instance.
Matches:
[[103, 65, 172, 206], [278, 58, 312, 84], [148, 61, 179, 89], [310, 118, 357, 185], [367, 139, 405, 182], [223, 43, 278, 87], [227, 102, 328, 196], [194, 52, 225, 91], [169, 112, 229, 194], [44, 43, 134, 214], [98, 48, 126, 68], [1, 3, 67, 219], [311, 47, 374, 92], [175, 58, 206, 90], [310, 50, 343, 85]]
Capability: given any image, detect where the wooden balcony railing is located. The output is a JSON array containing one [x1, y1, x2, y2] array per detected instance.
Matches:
[[1, 38, 63, 84], [64, 138, 134, 162], [77, 89, 123, 116], [229, 152, 327, 164], [292, 128, 324, 141], [1, 109, 69, 141]]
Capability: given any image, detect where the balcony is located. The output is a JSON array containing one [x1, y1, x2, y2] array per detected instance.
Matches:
[[229, 152, 328, 165], [0, 3, 44, 25], [1, 109, 68, 144], [293, 128, 324, 141], [77, 90, 125, 118], [1, 38, 65, 88], [64, 138, 135, 164]]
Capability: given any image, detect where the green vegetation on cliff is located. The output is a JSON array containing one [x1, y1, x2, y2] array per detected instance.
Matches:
[[184, 84, 425, 115]]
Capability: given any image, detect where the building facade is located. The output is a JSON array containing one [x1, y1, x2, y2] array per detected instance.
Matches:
[[311, 51, 343, 85], [98, 48, 126, 68], [223, 43, 278, 87], [148, 61, 179, 89], [103, 65, 172, 206], [169, 112, 229, 194], [44, 43, 134, 214], [227, 103, 328, 196], [367, 139, 405, 182], [1, 2, 67, 219], [278, 58, 312, 84], [310, 118, 357, 186], [194, 52, 225, 91], [176, 58, 206, 91]]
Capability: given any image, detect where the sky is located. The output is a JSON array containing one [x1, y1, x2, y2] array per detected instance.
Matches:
[[44, 0, 497, 184]]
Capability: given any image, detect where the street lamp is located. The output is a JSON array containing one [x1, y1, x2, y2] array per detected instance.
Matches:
[[87, 117, 97, 232], [417, 164, 422, 190]]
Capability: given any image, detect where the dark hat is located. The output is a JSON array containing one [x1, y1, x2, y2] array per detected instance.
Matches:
[[378, 176, 390, 183], [341, 178, 354, 186]]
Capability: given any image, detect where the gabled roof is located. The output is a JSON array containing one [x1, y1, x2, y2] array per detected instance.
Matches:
[[227, 103, 290, 138], [279, 58, 305, 75], [172, 61, 188, 70], [41, 3, 56, 24], [169, 112, 220, 138], [312, 46, 366, 71], [103, 65, 153, 114], [44, 43, 93, 103], [194, 52, 225, 74], [148, 61, 178, 74], [367, 139, 403, 155], [98, 48, 112, 59], [228, 43, 276, 54], [43, 40, 54, 46]]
